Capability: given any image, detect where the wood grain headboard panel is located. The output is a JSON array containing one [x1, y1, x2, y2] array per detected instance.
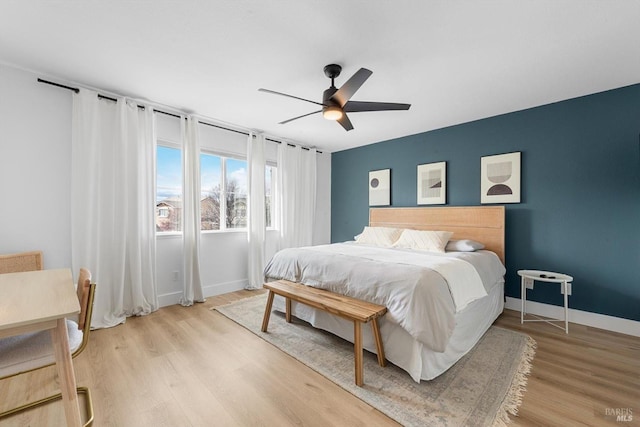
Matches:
[[369, 206, 505, 264]]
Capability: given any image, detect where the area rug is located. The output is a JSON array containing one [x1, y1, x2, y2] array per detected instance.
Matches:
[[214, 294, 535, 427]]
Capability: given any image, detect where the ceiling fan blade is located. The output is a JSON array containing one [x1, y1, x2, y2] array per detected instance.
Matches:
[[331, 68, 373, 107], [337, 113, 354, 131], [278, 110, 322, 125], [259, 88, 325, 107], [343, 101, 411, 112]]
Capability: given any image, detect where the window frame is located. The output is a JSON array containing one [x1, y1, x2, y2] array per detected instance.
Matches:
[[200, 150, 249, 233], [265, 161, 277, 231], [156, 143, 278, 236], [156, 139, 183, 236]]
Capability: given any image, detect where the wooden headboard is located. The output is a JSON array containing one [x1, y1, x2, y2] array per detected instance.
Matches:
[[369, 206, 505, 264]]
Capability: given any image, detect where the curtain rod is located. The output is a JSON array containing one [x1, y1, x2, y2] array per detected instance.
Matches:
[[37, 78, 79, 93], [37, 78, 322, 153]]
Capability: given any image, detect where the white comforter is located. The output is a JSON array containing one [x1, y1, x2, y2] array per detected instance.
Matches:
[[263, 242, 505, 352]]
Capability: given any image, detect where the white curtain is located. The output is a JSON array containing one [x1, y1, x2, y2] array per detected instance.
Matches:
[[180, 117, 204, 305], [276, 144, 317, 250], [71, 89, 158, 329], [247, 133, 266, 289]]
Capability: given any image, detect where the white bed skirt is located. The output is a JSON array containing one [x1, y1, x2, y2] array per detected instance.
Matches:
[[272, 281, 504, 382]]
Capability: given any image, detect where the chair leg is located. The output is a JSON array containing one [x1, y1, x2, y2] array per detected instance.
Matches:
[[0, 386, 93, 426]]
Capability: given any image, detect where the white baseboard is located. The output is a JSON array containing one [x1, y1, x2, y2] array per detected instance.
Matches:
[[158, 279, 247, 307], [505, 297, 640, 338]]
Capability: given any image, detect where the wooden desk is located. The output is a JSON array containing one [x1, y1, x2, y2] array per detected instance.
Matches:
[[0, 269, 82, 426]]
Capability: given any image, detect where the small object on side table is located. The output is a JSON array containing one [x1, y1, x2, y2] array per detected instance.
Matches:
[[518, 269, 574, 334]]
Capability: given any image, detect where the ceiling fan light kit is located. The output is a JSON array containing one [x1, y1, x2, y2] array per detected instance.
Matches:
[[322, 105, 343, 121], [259, 64, 410, 131]]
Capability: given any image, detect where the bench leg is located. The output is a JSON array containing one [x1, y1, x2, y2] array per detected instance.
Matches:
[[371, 318, 386, 367], [354, 320, 363, 386], [285, 297, 292, 323], [261, 290, 275, 332]]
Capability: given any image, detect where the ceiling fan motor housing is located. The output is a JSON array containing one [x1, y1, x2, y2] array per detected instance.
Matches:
[[322, 86, 342, 119], [323, 86, 339, 107]]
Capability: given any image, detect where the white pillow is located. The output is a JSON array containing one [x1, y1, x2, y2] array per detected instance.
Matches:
[[446, 239, 485, 252], [354, 226, 403, 247], [392, 229, 453, 253]]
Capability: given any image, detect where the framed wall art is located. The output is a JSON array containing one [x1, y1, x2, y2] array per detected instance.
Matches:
[[481, 151, 521, 203], [417, 161, 446, 205], [369, 169, 390, 206]]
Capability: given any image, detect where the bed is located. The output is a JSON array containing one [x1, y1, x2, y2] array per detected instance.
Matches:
[[263, 206, 506, 382]]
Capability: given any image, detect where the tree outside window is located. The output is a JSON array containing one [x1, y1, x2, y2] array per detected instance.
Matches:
[[225, 158, 247, 229]]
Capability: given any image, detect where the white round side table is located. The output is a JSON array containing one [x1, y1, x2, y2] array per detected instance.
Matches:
[[517, 270, 573, 334]]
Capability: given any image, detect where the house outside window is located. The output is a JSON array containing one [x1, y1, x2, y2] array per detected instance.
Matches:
[[156, 144, 182, 232]]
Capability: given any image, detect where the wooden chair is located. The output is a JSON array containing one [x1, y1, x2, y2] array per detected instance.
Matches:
[[0, 251, 43, 274], [0, 268, 96, 426]]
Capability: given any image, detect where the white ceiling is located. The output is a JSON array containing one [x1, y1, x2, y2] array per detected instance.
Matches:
[[1, 1, 639, 153]]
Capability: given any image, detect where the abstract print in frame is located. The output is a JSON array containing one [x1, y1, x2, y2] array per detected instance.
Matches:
[[481, 151, 521, 203], [369, 169, 390, 206], [417, 161, 446, 205]]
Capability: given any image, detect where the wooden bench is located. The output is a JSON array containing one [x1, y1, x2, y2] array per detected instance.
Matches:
[[261, 280, 387, 386]]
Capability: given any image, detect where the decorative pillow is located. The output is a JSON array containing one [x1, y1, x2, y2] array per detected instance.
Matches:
[[445, 239, 485, 252], [392, 229, 453, 253], [354, 226, 403, 247]]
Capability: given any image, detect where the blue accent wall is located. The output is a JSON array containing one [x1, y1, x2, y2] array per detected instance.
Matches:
[[331, 84, 640, 321]]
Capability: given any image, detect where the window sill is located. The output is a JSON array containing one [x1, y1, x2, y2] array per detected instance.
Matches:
[[156, 227, 278, 238]]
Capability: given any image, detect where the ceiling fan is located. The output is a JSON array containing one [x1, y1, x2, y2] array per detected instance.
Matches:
[[259, 64, 411, 131]]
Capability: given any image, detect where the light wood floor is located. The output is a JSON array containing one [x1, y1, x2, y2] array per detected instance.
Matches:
[[1, 290, 638, 426]]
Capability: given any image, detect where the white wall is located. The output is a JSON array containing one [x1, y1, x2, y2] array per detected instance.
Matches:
[[0, 64, 73, 269], [0, 64, 331, 305]]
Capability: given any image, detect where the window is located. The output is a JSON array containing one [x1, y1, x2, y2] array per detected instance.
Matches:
[[200, 153, 222, 230], [156, 145, 182, 232], [200, 154, 248, 230], [265, 165, 275, 228], [157, 144, 276, 233], [225, 158, 247, 229]]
